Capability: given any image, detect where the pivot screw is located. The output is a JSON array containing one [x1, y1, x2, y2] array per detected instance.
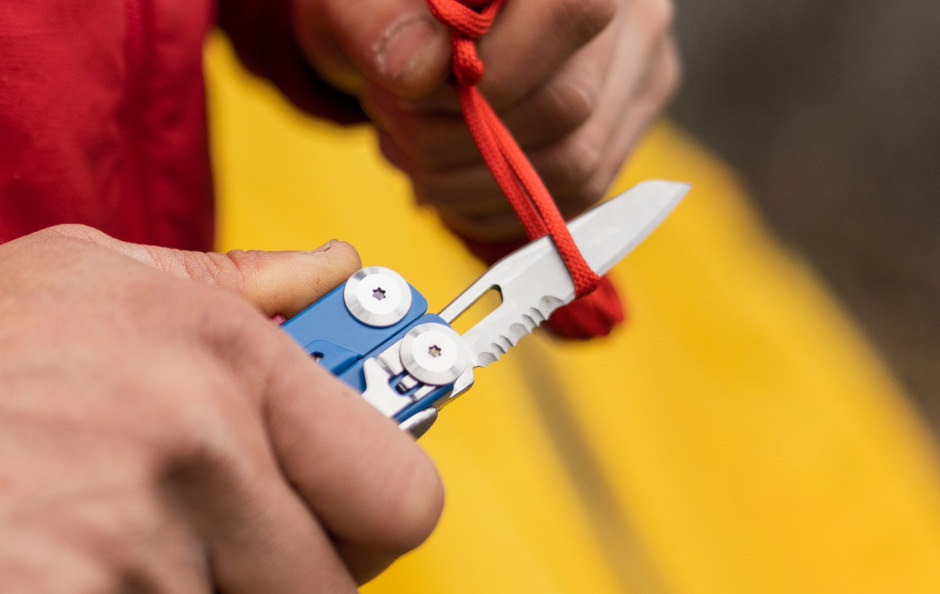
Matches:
[[400, 324, 470, 386], [343, 267, 413, 327]]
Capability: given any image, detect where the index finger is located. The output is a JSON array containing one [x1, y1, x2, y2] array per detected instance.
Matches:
[[260, 325, 445, 574]]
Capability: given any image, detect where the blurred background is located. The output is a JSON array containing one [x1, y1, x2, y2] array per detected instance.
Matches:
[[6, 0, 940, 591], [670, 0, 940, 427], [207, 2, 940, 590]]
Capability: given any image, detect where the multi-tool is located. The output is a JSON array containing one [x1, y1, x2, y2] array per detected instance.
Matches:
[[282, 180, 689, 437]]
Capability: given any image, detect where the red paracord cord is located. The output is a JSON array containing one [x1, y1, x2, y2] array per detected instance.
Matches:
[[425, 0, 600, 298]]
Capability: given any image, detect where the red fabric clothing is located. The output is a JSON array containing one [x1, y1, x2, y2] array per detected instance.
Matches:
[[0, 0, 214, 248], [0, 0, 362, 250], [0, 0, 619, 339]]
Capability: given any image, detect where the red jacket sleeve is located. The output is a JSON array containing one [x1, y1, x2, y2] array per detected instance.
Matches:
[[217, 0, 366, 125]]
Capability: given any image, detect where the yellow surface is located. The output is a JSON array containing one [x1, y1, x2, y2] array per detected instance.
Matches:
[[206, 35, 940, 593]]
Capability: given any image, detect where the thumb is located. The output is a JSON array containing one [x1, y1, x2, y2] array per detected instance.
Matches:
[[293, 0, 451, 97], [50, 225, 361, 318]]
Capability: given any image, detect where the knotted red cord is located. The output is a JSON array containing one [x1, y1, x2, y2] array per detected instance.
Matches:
[[425, 0, 601, 298]]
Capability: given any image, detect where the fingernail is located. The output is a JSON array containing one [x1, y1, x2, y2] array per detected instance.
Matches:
[[308, 239, 337, 254], [376, 15, 438, 81]]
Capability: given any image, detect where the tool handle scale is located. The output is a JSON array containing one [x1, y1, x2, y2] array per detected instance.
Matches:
[[280, 267, 463, 435]]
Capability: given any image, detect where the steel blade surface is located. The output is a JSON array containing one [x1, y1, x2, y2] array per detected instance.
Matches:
[[439, 180, 689, 367], [569, 180, 689, 277]]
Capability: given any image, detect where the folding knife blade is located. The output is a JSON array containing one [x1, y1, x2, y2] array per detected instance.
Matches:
[[438, 180, 689, 368]]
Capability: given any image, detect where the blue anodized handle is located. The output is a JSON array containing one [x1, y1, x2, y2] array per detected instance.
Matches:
[[281, 267, 469, 430]]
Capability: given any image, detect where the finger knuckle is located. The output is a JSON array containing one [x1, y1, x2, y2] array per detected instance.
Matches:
[[659, 38, 682, 102], [557, 0, 617, 44], [574, 171, 615, 212], [167, 410, 245, 482], [648, 0, 676, 36], [175, 250, 250, 295], [543, 74, 601, 133], [550, 177, 608, 219], [544, 136, 605, 192], [42, 223, 109, 243], [145, 375, 254, 490], [365, 96, 458, 172], [195, 290, 261, 349]]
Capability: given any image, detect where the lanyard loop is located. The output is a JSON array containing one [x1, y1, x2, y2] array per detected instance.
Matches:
[[425, 0, 601, 297]]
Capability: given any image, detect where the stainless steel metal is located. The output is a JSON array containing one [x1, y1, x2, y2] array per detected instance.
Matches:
[[361, 331, 462, 420], [399, 323, 471, 386], [396, 375, 419, 393], [439, 180, 689, 368], [376, 340, 406, 377], [448, 369, 475, 402], [360, 358, 413, 417], [357, 180, 687, 427], [399, 408, 438, 439], [344, 266, 413, 327]]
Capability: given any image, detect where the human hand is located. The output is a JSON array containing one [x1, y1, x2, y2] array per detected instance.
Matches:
[[293, 0, 679, 240], [0, 226, 444, 592]]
